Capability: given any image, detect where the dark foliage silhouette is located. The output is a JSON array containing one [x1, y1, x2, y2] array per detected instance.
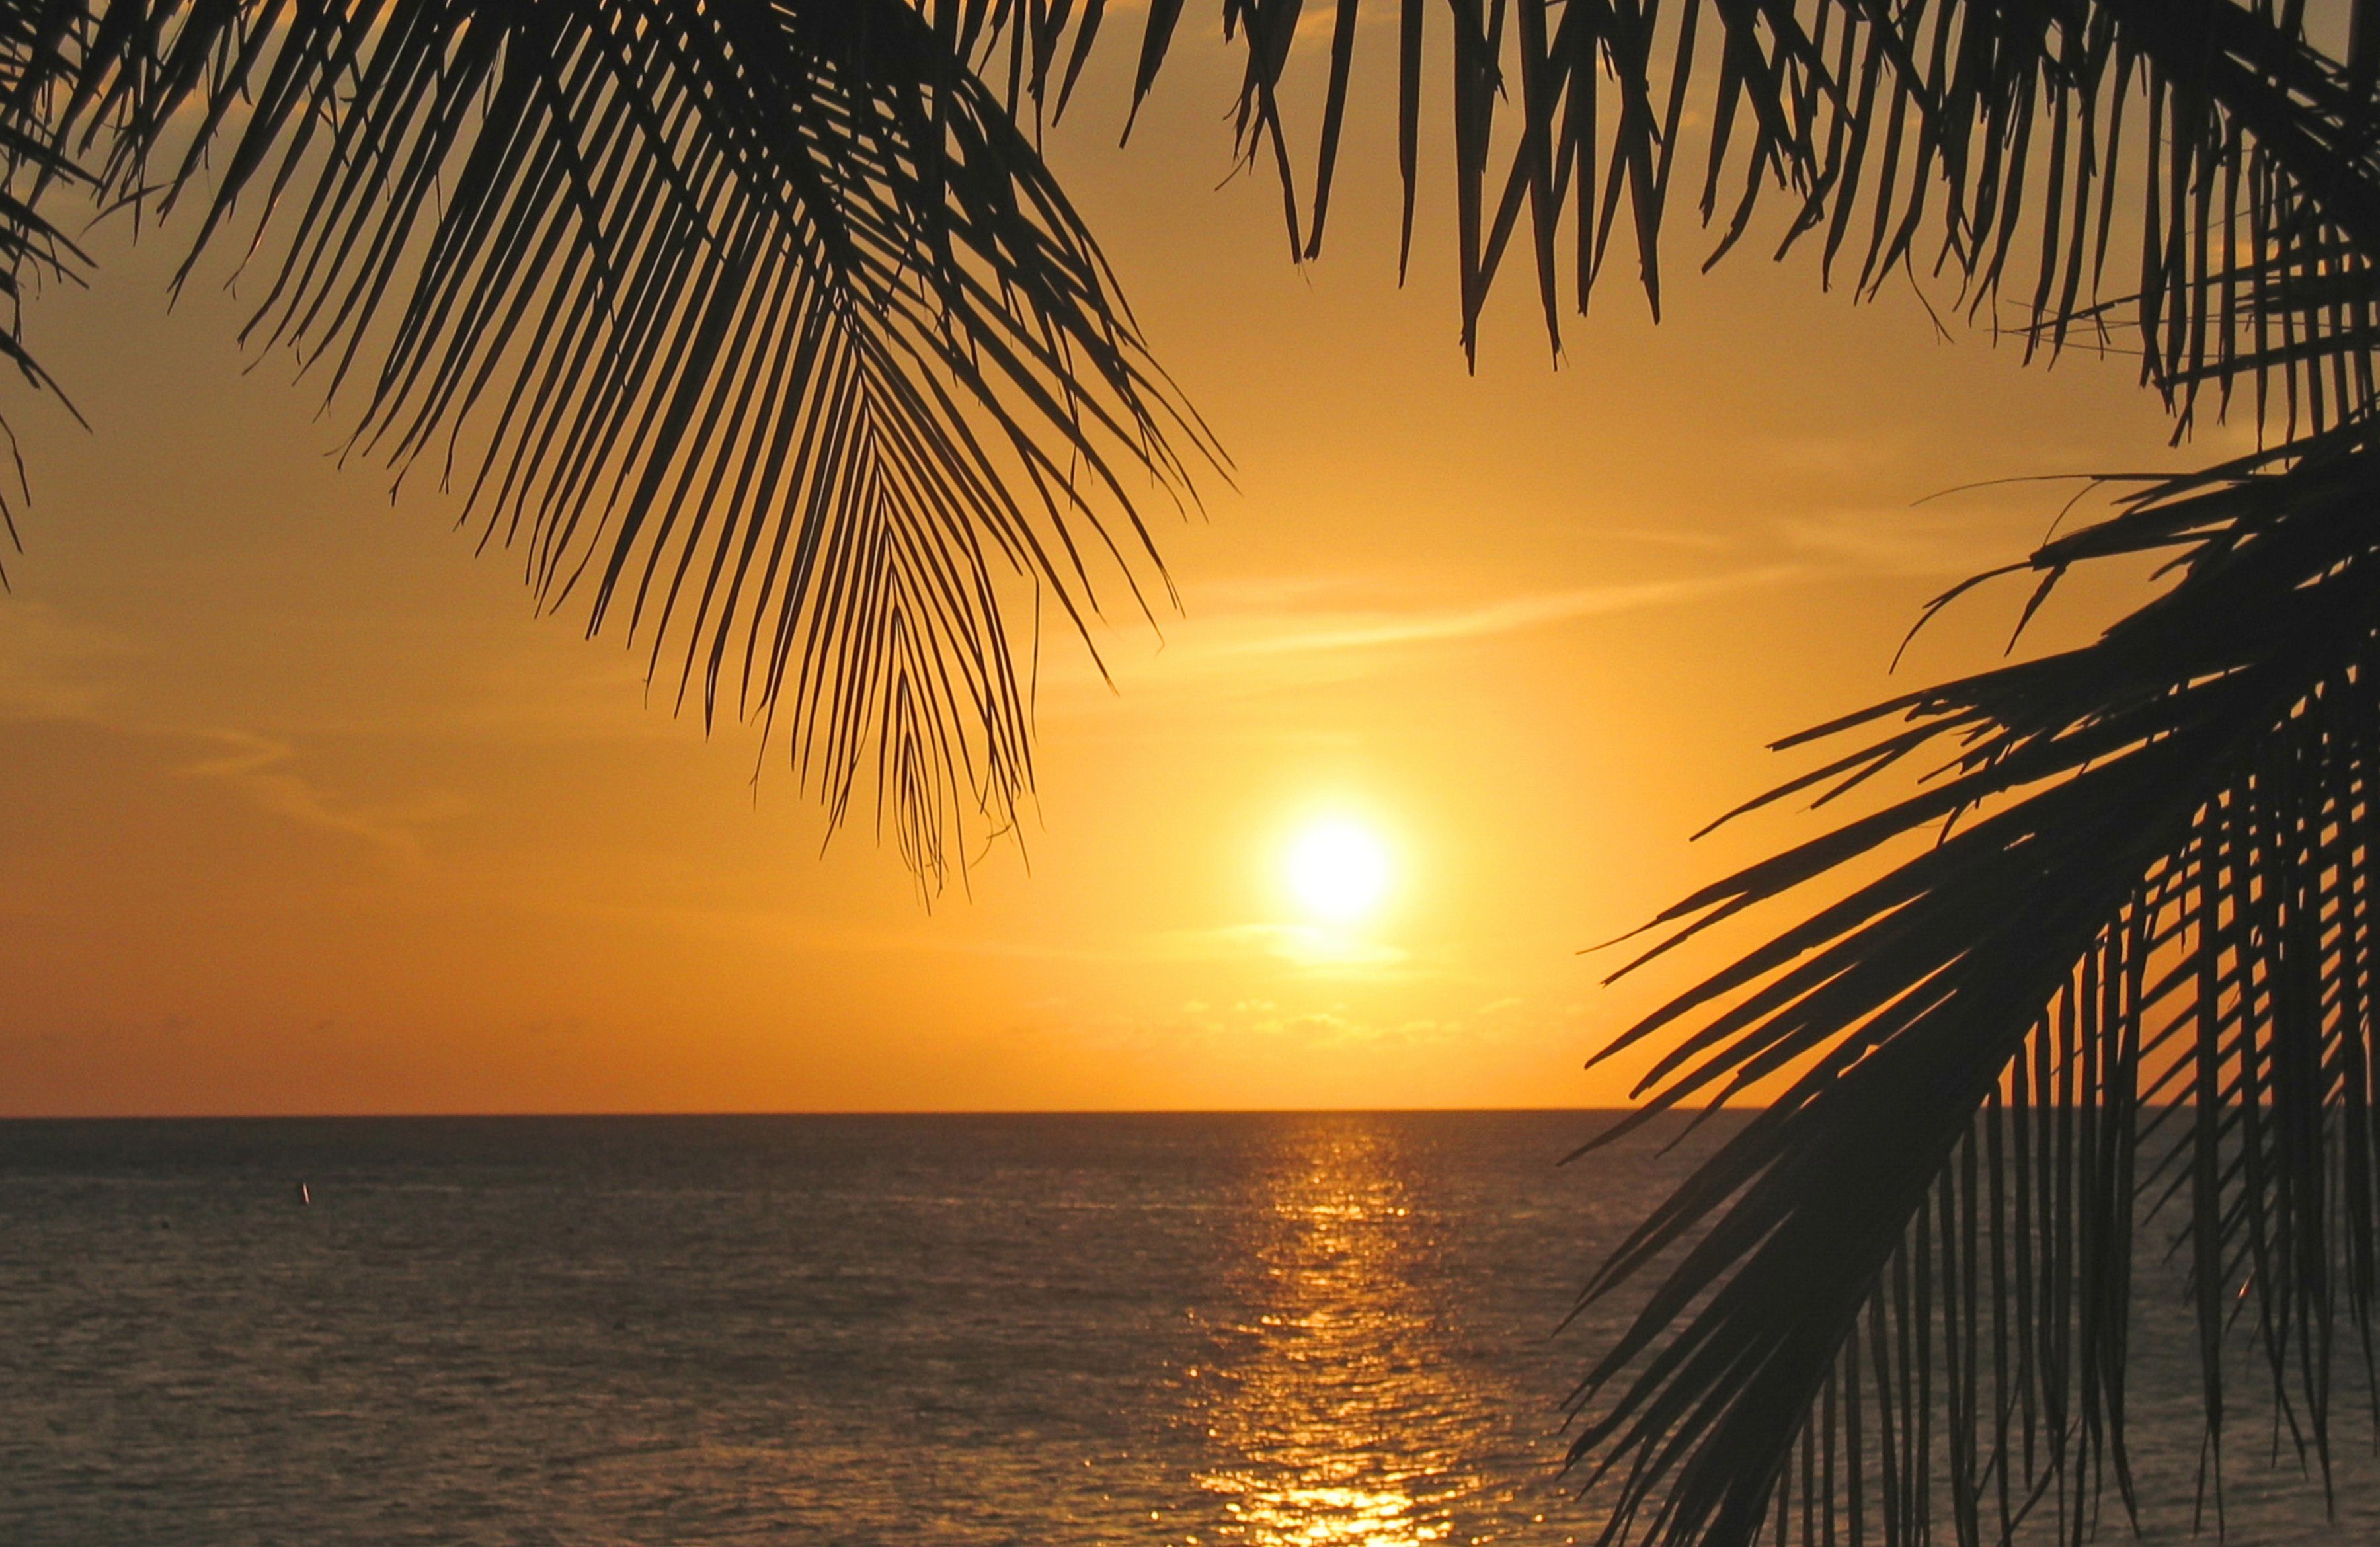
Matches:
[[0, 0, 1210, 891]]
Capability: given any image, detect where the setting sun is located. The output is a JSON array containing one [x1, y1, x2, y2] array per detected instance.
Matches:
[[1285, 818, 1394, 924]]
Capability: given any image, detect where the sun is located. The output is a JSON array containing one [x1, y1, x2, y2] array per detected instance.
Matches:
[[1284, 817, 1393, 924]]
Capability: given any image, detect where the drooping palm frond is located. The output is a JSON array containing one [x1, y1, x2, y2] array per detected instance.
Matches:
[[1560, 421, 2380, 1544], [985, 0, 2380, 431], [0, 0, 1208, 889], [0, 1, 95, 583]]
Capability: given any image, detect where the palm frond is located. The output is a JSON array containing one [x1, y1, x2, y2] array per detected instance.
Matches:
[[1563, 426, 2380, 1546], [989, 0, 2380, 432], [0, 0, 99, 584], [0, 0, 1209, 889]]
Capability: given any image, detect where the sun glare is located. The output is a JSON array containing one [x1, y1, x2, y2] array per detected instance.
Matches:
[[1285, 818, 1393, 924]]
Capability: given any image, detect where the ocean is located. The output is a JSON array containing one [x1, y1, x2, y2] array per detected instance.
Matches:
[[0, 1111, 2365, 1545]]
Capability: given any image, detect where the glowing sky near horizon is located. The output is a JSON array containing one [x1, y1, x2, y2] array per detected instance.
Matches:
[[0, 22, 2228, 1114]]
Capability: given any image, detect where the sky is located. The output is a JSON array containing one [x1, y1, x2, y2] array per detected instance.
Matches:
[[0, 21, 2238, 1114]]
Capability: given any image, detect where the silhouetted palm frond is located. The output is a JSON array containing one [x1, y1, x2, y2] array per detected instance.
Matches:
[[0, 0, 1209, 888], [1565, 424, 2380, 1544], [992, 1, 2380, 428], [0, 0, 94, 582]]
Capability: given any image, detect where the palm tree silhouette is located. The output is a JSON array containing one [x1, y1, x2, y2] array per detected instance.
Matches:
[[9, 3, 2380, 1546]]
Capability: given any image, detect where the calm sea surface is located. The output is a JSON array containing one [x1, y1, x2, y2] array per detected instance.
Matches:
[[0, 1112, 2367, 1545]]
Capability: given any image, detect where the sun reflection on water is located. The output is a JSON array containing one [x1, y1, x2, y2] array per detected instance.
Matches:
[[1187, 1120, 1515, 1547]]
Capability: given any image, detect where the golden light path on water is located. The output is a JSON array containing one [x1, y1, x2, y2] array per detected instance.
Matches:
[[1185, 1123, 1556, 1547]]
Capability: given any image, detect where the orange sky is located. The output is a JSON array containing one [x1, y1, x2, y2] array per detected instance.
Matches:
[[0, 24, 2232, 1114]]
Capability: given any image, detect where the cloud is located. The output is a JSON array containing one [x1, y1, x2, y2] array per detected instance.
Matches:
[[1047, 564, 1805, 699], [3, 699, 450, 872], [443, 642, 692, 746], [1747, 431, 1915, 478], [1054, 994, 1549, 1062], [1592, 525, 1739, 553], [690, 916, 1413, 972], [846, 920, 1415, 973], [1146, 921, 1409, 969], [0, 602, 136, 721], [1202, 567, 1808, 658], [0, 603, 461, 863], [179, 729, 451, 866], [1776, 505, 2059, 578]]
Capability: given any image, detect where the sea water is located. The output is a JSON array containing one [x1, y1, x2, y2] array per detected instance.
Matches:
[[0, 1112, 2365, 1545]]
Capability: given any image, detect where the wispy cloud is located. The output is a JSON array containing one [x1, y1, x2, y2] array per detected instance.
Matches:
[[1144, 920, 1409, 968], [0, 601, 465, 862], [1747, 430, 1917, 479], [581, 908, 1418, 974], [1199, 567, 1807, 658], [1050, 564, 1805, 698], [0, 602, 136, 721], [1776, 504, 2063, 578], [179, 729, 454, 866]]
